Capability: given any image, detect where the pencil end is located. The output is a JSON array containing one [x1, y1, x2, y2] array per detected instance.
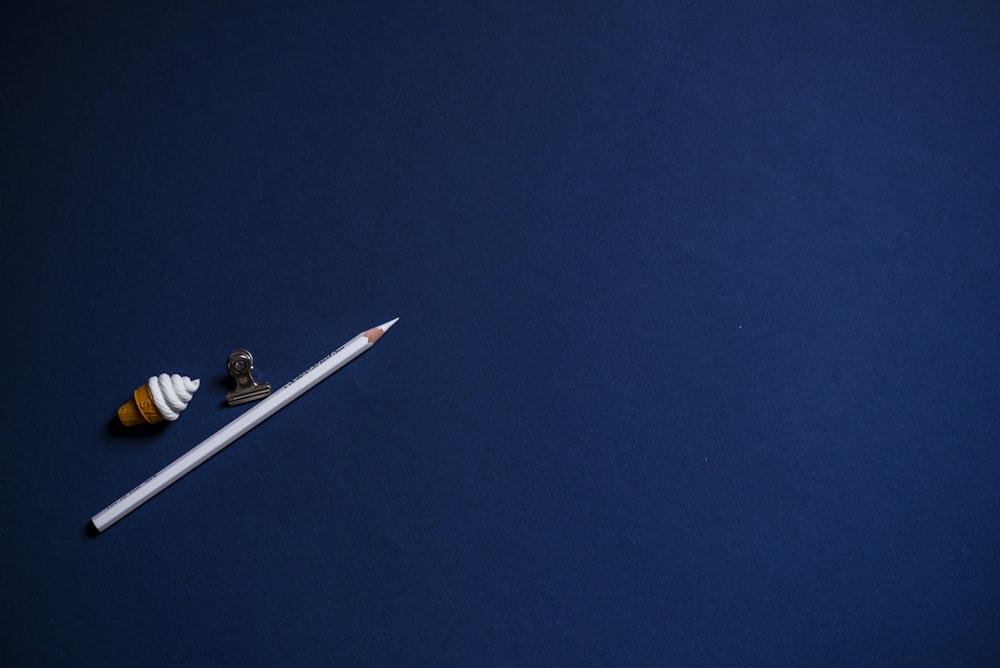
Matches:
[[363, 318, 398, 343]]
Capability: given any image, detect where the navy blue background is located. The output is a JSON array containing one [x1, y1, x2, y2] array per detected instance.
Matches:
[[2, 2, 998, 665]]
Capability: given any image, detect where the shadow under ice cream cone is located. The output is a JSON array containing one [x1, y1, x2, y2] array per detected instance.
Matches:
[[117, 374, 200, 427]]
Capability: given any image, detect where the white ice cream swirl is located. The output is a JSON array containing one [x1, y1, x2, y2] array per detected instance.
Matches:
[[147, 373, 200, 421]]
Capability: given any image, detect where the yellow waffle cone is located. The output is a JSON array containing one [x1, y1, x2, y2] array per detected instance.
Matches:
[[117, 382, 165, 427]]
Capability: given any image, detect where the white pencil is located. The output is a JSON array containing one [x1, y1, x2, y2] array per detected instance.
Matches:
[[91, 318, 399, 532]]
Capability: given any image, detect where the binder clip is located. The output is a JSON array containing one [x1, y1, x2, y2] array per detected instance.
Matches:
[[226, 349, 271, 406]]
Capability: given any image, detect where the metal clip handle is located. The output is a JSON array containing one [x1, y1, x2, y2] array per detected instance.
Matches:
[[226, 349, 271, 406]]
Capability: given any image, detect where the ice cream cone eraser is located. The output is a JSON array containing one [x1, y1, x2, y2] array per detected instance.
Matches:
[[117, 374, 201, 427]]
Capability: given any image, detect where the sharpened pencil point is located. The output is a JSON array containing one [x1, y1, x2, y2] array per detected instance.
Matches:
[[364, 318, 399, 343]]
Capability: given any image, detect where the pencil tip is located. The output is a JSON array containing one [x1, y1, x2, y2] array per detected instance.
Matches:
[[364, 318, 399, 343]]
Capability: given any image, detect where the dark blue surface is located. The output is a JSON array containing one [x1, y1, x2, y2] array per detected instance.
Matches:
[[3, 2, 999, 665]]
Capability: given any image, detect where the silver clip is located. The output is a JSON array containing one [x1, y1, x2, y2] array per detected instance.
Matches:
[[226, 349, 271, 406]]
